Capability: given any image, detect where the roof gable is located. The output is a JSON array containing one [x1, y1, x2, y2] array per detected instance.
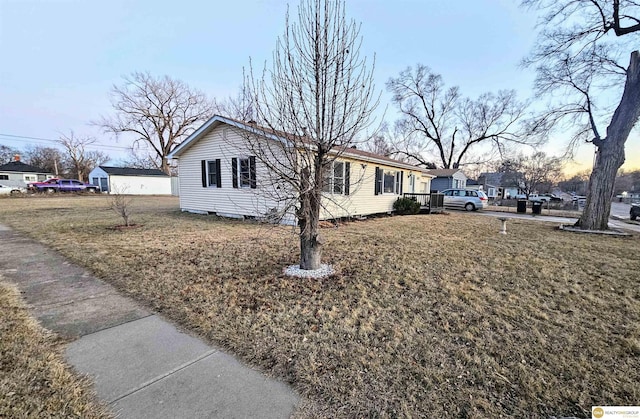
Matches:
[[0, 161, 51, 174], [99, 166, 169, 177]]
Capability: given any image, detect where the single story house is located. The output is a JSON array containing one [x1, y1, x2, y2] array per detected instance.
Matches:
[[466, 178, 498, 200], [0, 157, 54, 184], [167, 115, 435, 223], [427, 169, 468, 192], [88, 166, 172, 195], [478, 172, 524, 200]]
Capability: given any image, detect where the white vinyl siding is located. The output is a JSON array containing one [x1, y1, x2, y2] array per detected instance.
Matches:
[[176, 126, 291, 222], [109, 175, 171, 195], [175, 122, 433, 222]]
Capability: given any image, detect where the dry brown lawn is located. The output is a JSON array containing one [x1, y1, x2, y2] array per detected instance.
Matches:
[[0, 195, 639, 418], [0, 281, 111, 418]]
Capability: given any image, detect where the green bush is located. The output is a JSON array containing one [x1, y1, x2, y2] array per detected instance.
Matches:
[[393, 197, 421, 215]]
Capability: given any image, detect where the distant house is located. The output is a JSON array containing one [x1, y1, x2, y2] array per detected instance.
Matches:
[[167, 115, 434, 223], [478, 172, 523, 200], [0, 156, 54, 184], [427, 169, 468, 192], [467, 178, 499, 200], [88, 166, 172, 195]]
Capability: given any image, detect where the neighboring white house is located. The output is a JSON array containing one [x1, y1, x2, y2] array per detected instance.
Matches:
[[167, 115, 434, 223], [88, 166, 172, 195]]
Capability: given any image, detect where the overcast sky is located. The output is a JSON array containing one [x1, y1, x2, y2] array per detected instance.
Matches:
[[1, 0, 638, 173]]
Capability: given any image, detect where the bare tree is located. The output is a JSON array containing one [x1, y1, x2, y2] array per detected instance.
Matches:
[[558, 171, 592, 196], [110, 185, 133, 227], [386, 64, 535, 169], [24, 146, 63, 176], [58, 132, 110, 181], [507, 152, 563, 198], [523, 0, 640, 230], [0, 144, 20, 164], [97, 72, 216, 174], [614, 168, 640, 194], [245, 0, 378, 270]]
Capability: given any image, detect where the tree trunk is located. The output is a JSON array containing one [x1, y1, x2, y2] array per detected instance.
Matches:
[[161, 157, 171, 175], [577, 51, 640, 230], [298, 167, 322, 270]]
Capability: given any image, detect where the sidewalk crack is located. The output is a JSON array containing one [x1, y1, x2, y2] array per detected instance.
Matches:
[[108, 350, 218, 404]]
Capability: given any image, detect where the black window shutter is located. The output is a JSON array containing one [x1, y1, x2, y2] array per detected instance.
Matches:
[[344, 162, 351, 195], [374, 167, 381, 195], [399, 171, 404, 194], [201, 160, 207, 188], [232, 158, 238, 188], [215, 159, 222, 188], [249, 156, 257, 189]]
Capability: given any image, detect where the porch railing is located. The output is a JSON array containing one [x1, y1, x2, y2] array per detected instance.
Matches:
[[403, 193, 444, 213]]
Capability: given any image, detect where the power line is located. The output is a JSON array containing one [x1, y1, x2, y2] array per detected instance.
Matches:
[[0, 132, 153, 152]]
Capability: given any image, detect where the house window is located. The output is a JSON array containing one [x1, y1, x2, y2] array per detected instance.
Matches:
[[374, 167, 402, 195], [91, 177, 99, 186], [231, 156, 256, 189], [24, 174, 36, 182], [207, 160, 218, 187], [323, 161, 348, 195], [383, 170, 400, 194], [0, 175, 8, 180], [201, 159, 221, 188], [239, 158, 251, 187]]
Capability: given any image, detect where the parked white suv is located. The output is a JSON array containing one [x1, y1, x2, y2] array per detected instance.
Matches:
[[441, 189, 489, 211]]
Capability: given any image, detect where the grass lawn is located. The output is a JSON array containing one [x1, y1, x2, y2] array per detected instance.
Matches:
[[0, 195, 639, 418], [0, 281, 111, 418]]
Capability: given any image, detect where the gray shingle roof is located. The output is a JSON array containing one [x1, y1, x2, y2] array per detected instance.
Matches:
[[0, 161, 51, 174], [426, 169, 463, 177], [99, 166, 169, 177]]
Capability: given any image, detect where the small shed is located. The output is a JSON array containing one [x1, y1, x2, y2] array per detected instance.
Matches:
[[0, 156, 54, 184], [89, 166, 172, 195]]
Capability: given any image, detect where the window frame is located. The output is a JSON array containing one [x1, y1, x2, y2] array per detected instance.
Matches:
[[207, 160, 218, 187], [238, 157, 251, 188], [382, 169, 400, 194], [323, 161, 347, 195]]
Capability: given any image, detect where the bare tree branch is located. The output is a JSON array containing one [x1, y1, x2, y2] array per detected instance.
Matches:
[[96, 72, 216, 174], [523, 0, 640, 230], [244, 0, 378, 270], [387, 65, 535, 169]]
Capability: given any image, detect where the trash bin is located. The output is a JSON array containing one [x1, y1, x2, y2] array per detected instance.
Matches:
[[517, 199, 527, 213], [531, 201, 542, 215]]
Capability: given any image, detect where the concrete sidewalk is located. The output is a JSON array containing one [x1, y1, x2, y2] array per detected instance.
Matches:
[[0, 224, 299, 418]]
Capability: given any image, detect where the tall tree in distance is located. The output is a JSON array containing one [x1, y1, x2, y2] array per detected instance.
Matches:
[[58, 132, 109, 181], [0, 144, 20, 164], [246, 0, 378, 270], [510, 152, 563, 197], [97, 72, 215, 174], [387, 64, 535, 169], [524, 0, 640, 230], [24, 146, 64, 176]]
